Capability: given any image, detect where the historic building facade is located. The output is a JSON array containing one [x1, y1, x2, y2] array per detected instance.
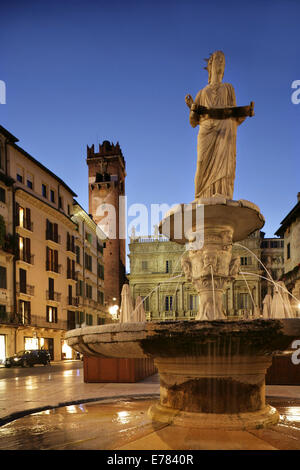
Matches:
[[127, 230, 284, 320], [0, 126, 107, 363], [275, 192, 300, 314]]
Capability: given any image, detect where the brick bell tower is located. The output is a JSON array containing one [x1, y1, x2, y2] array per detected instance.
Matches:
[[87, 140, 126, 310]]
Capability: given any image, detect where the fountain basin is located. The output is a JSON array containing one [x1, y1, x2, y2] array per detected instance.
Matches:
[[65, 319, 300, 429]]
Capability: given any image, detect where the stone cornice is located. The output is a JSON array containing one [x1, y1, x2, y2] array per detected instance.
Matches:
[[15, 187, 77, 230]]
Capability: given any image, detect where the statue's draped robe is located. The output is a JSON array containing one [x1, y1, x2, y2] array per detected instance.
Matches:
[[191, 83, 237, 199]]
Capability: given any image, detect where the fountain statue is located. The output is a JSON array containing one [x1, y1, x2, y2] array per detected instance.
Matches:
[[185, 50, 253, 200], [66, 51, 300, 437]]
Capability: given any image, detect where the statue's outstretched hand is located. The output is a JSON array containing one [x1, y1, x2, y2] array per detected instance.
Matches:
[[185, 94, 194, 109]]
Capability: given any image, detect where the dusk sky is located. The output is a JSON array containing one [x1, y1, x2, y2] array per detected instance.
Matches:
[[1, 0, 300, 252]]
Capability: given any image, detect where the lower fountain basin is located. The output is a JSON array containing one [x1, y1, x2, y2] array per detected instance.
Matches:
[[65, 319, 300, 429]]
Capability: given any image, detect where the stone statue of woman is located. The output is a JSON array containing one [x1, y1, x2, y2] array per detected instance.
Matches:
[[185, 51, 254, 200]]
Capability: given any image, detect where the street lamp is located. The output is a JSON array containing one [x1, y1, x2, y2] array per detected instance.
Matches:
[[109, 304, 119, 321]]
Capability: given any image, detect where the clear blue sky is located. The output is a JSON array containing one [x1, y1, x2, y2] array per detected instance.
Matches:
[[1, 0, 299, 246]]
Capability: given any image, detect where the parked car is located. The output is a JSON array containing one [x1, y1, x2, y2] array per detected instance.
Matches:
[[4, 349, 51, 368]]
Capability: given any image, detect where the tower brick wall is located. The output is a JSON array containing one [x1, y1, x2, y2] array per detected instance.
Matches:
[[87, 141, 126, 309]]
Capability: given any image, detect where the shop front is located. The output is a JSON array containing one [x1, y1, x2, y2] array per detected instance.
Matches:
[[0, 334, 5, 363], [24, 336, 54, 360]]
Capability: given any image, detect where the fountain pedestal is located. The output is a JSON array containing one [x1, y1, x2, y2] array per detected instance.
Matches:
[[159, 197, 265, 320], [65, 319, 300, 430], [149, 355, 277, 429]]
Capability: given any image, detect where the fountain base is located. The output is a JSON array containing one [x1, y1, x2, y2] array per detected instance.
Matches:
[[148, 403, 279, 430], [65, 319, 300, 431]]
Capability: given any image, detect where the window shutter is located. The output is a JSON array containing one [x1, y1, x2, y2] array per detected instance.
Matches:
[[54, 250, 58, 272], [25, 208, 31, 229], [15, 202, 20, 226], [54, 223, 58, 242], [25, 238, 31, 263]]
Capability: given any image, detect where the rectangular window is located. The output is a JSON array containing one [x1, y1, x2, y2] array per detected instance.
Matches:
[[16, 165, 23, 183], [98, 263, 104, 280], [48, 277, 54, 300], [97, 290, 104, 305], [46, 219, 59, 243], [42, 184, 47, 198], [97, 316, 105, 325], [75, 311, 85, 327], [85, 232, 92, 244], [18, 236, 31, 263], [75, 245, 80, 264], [17, 206, 32, 231], [189, 294, 199, 311], [85, 253, 92, 272], [27, 173, 33, 190], [67, 232, 75, 252], [0, 304, 7, 321], [0, 266, 7, 289], [68, 285, 73, 305], [0, 187, 5, 203], [143, 296, 149, 312], [86, 313, 93, 326], [50, 189, 55, 203], [46, 247, 59, 272], [141, 261, 148, 271], [86, 284, 92, 299], [19, 268, 27, 293], [239, 293, 249, 309], [46, 305, 57, 323], [19, 300, 31, 325], [67, 310, 76, 330], [76, 280, 83, 296], [287, 243, 291, 260], [166, 260, 172, 273], [165, 295, 173, 311], [67, 258, 75, 279]]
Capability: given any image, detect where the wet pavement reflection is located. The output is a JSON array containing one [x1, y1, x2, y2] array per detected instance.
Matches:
[[1, 397, 300, 450]]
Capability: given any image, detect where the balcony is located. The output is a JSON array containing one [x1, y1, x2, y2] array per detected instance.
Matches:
[[16, 283, 35, 296], [17, 253, 35, 265], [66, 241, 76, 253], [0, 311, 15, 325], [46, 262, 62, 274], [46, 291, 62, 302], [46, 231, 61, 244], [67, 269, 77, 281], [67, 296, 79, 307], [18, 220, 33, 232]]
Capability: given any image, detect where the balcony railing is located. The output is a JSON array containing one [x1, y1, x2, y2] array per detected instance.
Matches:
[[0, 312, 14, 324], [17, 253, 35, 265], [67, 270, 76, 281], [163, 311, 176, 318], [66, 242, 76, 253], [46, 262, 62, 274], [16, 283, 35, 296], [67, 296, 79, 307], [18, 220, 33, 232], [46, 231, 61, 244], [46, 291, 62, 302]]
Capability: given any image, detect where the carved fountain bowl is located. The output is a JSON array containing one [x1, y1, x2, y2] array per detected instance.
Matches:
[[66, 319, 300, 430]]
